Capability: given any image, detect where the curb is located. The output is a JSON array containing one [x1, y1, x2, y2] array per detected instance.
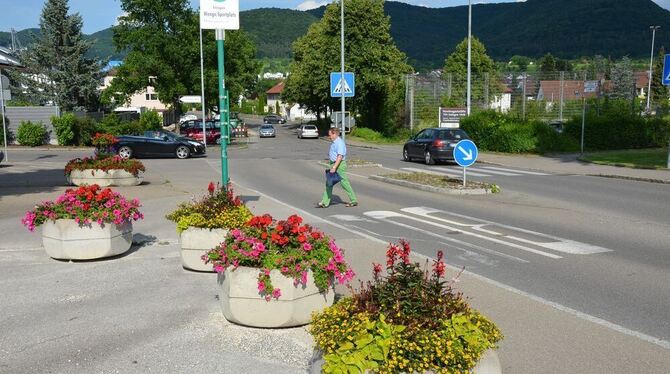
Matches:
[[3, 146, 94, 151], [577, 156, 669, 170], [587, 174, 670, 185], [369, 175, 490, 195]]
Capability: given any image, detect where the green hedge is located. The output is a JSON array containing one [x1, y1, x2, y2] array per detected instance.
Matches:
[[52, 113, 76, 145], [17, 121, 48, 147]]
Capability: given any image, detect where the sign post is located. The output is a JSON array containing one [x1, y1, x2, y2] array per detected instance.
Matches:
[[200, 0, 239, 187], [330, 72, 355, 140], [663, 54, 670, 168], [0, 73, 8, 162], [453, 139, 478, 188]]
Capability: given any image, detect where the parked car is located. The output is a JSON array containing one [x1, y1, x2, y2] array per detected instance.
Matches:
[[259, 124, 276, 138], [179, 119, 202, 135], [263, 114, 286, 124], [297, 124, 319, 139], [183, 121, 220, 144], [403, 128, 470, 165], [179, 114, 198, 123], [115, 130, 206, 159]]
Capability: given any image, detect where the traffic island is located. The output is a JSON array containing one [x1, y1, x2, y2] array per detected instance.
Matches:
[[318, 158, 382, 168], [371, 172, 500, 195]]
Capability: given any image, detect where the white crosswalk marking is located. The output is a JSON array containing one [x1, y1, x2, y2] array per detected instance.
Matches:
[[478, 166, 550, 176]]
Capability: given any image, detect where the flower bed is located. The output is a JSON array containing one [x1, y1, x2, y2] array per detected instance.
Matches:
[[65, 156, 145, 177], [166, 183, 252, 271], [310, 240, 502, 373], [21, 185, 144, 260]]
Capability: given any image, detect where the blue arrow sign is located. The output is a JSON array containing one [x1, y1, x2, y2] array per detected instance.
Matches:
[[663, 54, 670, 86], [330, 72, 355, 97], [454, 140, 478, 168]]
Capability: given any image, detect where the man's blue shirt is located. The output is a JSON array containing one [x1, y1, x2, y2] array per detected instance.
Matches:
[[329, 136, 346, 162]]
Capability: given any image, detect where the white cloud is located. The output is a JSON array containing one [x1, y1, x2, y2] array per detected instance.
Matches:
[[295, 0, 329, 11]]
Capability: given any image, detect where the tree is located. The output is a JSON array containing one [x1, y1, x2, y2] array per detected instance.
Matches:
[[18, 0, 103, 111], [510, 55, 531, 71], [651, 46, 668, 107], [105, 0, 259, 117], [611, 56, 635, 100], [442, 37, 498, 108], [284, 0, 412, 132]]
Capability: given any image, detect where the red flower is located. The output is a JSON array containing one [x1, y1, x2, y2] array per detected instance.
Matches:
[[311, 232, 321, 240], [373, 263, 382, 279], [208, 182, 216, 194], [261, 232, 268, 240], [297, 234, 306, 243]]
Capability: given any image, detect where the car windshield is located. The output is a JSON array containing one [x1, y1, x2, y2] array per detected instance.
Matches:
[[304, 125, 317, 130], [437, 129, 468, 140], [261, 125, 273, 129]]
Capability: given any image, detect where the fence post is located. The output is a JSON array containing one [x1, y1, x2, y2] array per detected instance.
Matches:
[[484, 72, 489, 110], [522, 73, 527, 120], [559, 71, 565, 122], [409, 75, 414, 133]]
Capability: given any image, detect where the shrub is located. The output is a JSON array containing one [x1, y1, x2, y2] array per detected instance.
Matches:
[[352, 127, 384, 141], [21, 184, 143, 231], [139, 110, 162, 131], [97, 114, 144, 136], [0, 122, 13, 145], [205, 213, 354, 300], [52, 113, 76, 145], [310, 241, 502, 373], [166, 183, 252, 233], [17, 121, 48, 146]]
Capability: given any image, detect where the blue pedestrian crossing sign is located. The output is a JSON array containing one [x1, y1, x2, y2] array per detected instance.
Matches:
[[330, 72, 355, 97], [453, 140, 478, 167], [663, 54, 670, 86]]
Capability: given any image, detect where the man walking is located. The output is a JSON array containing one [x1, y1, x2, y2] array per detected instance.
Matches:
[[317, 127, 357, 208]]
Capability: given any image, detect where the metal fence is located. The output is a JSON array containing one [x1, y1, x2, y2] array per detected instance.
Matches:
[[404, 70, 639, 131], [5, 106, 60, 144]]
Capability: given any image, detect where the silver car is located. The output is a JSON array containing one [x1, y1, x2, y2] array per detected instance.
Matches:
[[297, 124, 319, 139], [259, 124, 276, 138]]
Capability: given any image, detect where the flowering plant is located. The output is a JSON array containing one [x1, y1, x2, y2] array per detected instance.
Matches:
[[65, 155, 146, 176], [205, 213, 354, 301], [310, 240, 502, 373], [166, 182, 252, 233], [21, 184, 144, 232], [92, 133, 119, 158]]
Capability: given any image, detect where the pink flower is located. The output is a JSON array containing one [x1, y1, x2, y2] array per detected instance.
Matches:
[[302, 243, 312, 251], [272, 288, 282, 299], [257, 281, 265, 292], [214, 265, 224, 273], [300, 271, 308, 285]]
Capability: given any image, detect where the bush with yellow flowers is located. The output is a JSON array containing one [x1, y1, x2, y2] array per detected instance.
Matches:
[[310, 240, 503, 373], [166, 182, 252, 233]]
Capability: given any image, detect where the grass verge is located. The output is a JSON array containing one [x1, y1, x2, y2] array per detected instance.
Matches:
[[384, 172, 500, 192], [579, 148, 668, 169]]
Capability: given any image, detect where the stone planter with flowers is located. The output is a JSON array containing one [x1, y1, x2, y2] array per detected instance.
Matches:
[[21, 184, 144, 260], [309, 240, 503, 374], [205, 214, 355, 328], [65, 133, 145, 187], [166, 182, 252, 272]]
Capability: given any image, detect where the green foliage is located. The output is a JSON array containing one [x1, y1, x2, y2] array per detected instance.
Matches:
[[241, 9, 319, 59], [442, 37, 500, 106], [563, 99, 670, 150], [166, 184, 251, 232], [139, 110, 162, 131], [97, 114, 146, 136], [17, 121, 48, 146], [52, 113, 76, 145], [310, 241, 503, 373], [107, 1, 260, 115], [611, 57, 635, 100], [351, 127, 384, 142], [17, 0, 102, 111], [284, 0, 412, 131], [460, 110, 579, 153]]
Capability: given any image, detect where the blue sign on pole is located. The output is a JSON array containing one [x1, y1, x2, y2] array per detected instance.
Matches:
[[453, 140, 478, 168], [663, 54, 670, 86], [330, 72, 355, 97]]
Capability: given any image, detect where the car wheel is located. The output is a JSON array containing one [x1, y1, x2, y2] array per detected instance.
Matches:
[[176, 145, 190, 159], [118, 146, 133, 159], [424, 150, 435, 165], [403, 147, 411, 162]]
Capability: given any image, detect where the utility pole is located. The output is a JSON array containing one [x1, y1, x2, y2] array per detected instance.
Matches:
[[647, 26, 660, 112], [466, 0, 472, 115], [1, 69, 8, 161], [340, 0, 346, 141]]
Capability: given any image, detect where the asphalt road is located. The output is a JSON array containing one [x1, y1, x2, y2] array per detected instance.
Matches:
[[218, 120, 670, 346], [1, 119, 669, 370]]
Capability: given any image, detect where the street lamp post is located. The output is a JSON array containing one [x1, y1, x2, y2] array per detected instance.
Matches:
[[340, 0, 346, 141], [466, 0, 472, 116], [647, 26, 660, 112]]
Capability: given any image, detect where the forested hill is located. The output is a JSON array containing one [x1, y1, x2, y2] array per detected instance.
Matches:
[[3, 0, 670, 69]]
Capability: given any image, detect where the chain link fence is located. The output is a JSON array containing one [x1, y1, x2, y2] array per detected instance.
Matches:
[[405, 70, 641, 132]]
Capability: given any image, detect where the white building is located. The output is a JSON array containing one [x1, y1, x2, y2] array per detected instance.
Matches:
[[100, 71, 167, 113]]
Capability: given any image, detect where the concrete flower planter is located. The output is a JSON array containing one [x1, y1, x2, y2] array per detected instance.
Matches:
[[68, 169, 143, 187], [218, 267, 334, 328], [180, 227, 228, 272], [41, 219, 133, 260], [309, 348, 501, 374]]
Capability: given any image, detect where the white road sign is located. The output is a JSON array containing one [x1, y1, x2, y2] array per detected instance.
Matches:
[[179, 95, 202, 104], [200, 0, 240, 30]]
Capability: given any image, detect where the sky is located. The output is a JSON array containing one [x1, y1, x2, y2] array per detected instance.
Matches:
[[1, 0, 670, 34]]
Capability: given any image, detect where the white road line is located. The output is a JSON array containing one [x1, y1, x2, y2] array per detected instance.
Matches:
[[331, 213, 528, 263], [209, 162, 669, 350], [464, 167, 520, 176], [402, 206, 611, 255], [428, 166, 492, 177], [479, 166, 550, 176], [365, 210, 562, 259]]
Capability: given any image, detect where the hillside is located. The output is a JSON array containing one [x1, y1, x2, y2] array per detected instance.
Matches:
[[2, 0, 670, 68]]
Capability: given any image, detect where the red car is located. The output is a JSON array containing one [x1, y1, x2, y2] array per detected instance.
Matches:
[[184, 121, 221, 144]]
